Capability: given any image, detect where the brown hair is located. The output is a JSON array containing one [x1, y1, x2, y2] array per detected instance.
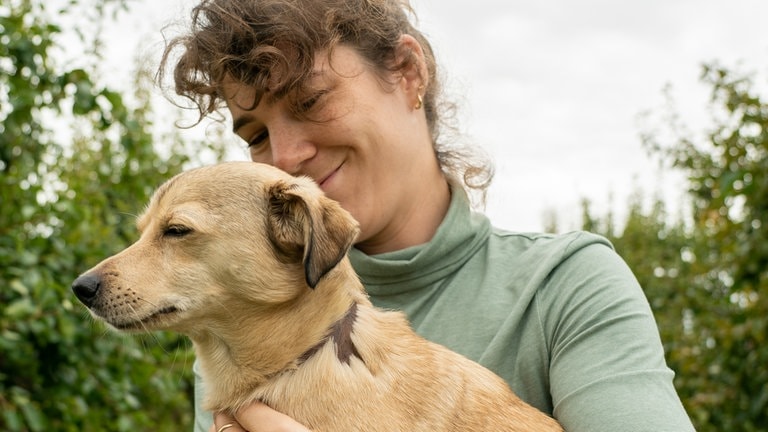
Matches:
[[159, 0, 493, 200]]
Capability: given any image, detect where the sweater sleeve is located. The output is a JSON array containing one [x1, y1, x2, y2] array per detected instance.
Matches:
[[539, 238, 694, 432], [192, 360, 213, 432]]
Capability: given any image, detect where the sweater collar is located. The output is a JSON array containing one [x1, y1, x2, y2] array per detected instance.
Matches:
[[348, 187, 491, 294]]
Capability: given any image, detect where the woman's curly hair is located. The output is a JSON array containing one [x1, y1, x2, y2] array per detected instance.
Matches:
[[159, 0, 493, 200]]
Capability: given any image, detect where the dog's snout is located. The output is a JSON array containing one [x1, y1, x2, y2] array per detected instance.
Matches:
[[72, 273, 102, 307]]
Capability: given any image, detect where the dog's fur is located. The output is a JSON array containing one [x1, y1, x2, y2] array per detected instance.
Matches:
[[72, 162, 563, 431]]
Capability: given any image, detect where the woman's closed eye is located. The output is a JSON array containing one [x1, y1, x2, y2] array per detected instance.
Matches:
[[248, 130, 269, 149], [296, 88, 330, 116]]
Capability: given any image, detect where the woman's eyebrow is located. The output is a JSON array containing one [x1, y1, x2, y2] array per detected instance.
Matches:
[[233, 114, 256, 134], [230, 67, 332, 134]]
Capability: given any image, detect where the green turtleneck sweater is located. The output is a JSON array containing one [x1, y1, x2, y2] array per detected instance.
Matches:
[[194, 190, 694, 432]]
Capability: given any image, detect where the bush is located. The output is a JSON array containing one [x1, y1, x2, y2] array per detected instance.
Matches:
[[0, 1, 218, 429]]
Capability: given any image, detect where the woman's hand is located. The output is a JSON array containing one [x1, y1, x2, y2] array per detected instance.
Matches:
[[209, 401, 312, 432]]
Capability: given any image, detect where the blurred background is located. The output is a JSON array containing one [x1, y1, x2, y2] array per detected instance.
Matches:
[[1, 0, 766, 430]]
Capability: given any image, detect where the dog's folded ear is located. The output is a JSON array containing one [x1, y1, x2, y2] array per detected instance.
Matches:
[[267, 180, 360, 289]]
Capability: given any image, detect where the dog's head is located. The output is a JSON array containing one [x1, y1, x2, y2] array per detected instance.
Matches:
[[71, 162, 359, 333]]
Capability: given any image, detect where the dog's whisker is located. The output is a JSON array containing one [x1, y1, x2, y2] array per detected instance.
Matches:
[[126, 302, 159, 355], [125, 302, 154, 337], [172, 338, 192, 387], [130, 297, 181, 356], [84, 311, 113, 341]]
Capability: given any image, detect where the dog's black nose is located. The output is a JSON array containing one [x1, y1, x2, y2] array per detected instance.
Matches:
[[71, 273, 101, 307]]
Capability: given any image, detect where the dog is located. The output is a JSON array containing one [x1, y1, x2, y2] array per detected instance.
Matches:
[[72, 161, 563, 431]]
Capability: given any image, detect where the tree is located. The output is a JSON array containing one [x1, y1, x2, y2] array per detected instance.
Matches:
[[1, 1, 223, 430], [657, 63, 767, 431], [583, 62, 768, 431]]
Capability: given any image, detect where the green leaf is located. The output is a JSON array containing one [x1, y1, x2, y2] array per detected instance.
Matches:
[[9, 279, 28, 296], [19, 401, 45, 432], [5, 298, 35, 319]]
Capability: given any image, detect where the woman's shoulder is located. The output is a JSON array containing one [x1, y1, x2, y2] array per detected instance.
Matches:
[[479, 228, 636, 306], [487, 228, 615, 266]]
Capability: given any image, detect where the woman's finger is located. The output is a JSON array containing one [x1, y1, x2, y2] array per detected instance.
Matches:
[[211, 411, 247, 432], [235, 401, 312, 432]]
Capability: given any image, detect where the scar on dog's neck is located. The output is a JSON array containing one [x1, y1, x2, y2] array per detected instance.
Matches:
[[299, 302, 362, 365]]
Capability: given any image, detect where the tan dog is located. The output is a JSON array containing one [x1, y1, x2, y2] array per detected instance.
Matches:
[[72, 162, 562, 431]]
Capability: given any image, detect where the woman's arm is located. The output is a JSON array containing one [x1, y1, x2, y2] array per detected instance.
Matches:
[[542, 242, 695, 432]]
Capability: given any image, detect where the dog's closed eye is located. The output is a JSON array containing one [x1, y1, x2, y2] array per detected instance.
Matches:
[[163, 225, 193, 238]]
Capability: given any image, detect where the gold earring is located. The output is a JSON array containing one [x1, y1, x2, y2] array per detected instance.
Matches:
[[414, 85, 425, 110], [414, 93, 423, 110]]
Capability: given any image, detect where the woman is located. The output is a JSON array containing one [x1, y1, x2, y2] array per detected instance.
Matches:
[[160, 0, 695, 431]]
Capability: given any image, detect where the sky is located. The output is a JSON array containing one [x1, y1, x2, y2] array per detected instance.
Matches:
[[94, 0, 768, 232]]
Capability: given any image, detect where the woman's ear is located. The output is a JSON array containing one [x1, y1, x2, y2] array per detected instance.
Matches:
[[394, 34, 429, 98]]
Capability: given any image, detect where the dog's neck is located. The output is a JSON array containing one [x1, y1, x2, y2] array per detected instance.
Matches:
[[193, 292, 366, 412], [298, 302, 361, 365]]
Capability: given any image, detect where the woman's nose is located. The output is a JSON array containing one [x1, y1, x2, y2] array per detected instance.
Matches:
[[269, 126, 317, 174]]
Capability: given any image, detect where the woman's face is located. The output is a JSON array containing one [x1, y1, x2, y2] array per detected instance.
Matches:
[[224, 44, 440, 251]]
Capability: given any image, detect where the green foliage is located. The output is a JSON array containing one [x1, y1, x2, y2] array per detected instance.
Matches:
[[1, 0, 223, 430], [584, 63, 768, 431]]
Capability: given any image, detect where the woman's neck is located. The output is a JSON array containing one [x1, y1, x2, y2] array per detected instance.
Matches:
[[355, 175, 451, 256]]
